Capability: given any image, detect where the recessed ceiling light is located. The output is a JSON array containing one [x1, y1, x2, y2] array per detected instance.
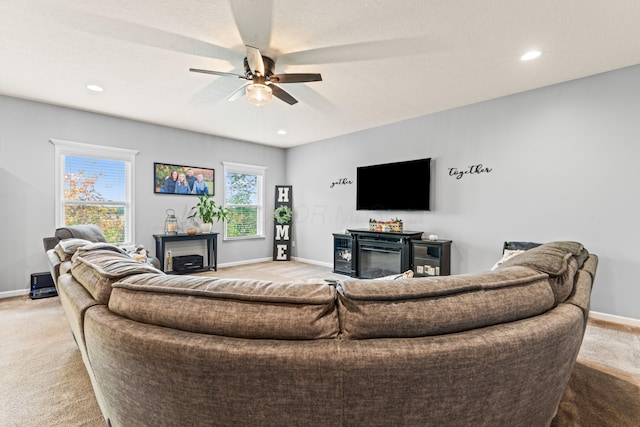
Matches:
[[87, 84, 104, 92], [277, 129, 287, 135], [521, 50, 541, 61]]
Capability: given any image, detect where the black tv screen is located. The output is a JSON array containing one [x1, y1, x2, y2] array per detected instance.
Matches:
[[356, 158, 431, 211]]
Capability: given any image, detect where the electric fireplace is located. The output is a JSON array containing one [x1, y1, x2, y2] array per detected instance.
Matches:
[[349, 229, 423, 279]]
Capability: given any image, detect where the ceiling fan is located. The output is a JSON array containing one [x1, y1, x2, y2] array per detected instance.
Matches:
[[190, 45, 322, 106]]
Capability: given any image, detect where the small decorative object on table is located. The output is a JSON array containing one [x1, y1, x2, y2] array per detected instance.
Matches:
[[164, 209, 178, 235], [369, 218, 403, 232], [185, 219, 198, 235]]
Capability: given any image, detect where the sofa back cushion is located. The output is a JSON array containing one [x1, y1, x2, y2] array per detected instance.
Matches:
[[55, 224, 107, 243], [109, 274, 339, 340], [498, 241, 588, 304], [337, 267, 554, 339], [71, 246, 162, 304]]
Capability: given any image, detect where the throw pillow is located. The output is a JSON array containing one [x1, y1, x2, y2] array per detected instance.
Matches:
[[374, 270, 415, 280], [54, 238, 92, 261], [491, 249, 525, 270]]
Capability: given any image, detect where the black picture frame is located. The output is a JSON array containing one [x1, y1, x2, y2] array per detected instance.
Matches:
[[154, 162, 214, 196]]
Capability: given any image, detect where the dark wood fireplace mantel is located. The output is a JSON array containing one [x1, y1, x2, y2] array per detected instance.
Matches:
[[333, 229, 451, 279], [346, 228, 423, 240]]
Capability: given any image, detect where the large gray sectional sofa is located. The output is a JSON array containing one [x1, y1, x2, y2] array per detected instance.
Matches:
[[46, 238, 597, 427]]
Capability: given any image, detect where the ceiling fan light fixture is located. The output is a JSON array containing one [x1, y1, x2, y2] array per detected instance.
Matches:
[[246, 83, 272, 106], [190, 45, 320, 106]]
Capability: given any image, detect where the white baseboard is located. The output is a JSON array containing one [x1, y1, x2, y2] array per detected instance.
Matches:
[[217, 257, 272, 268], [589, 311, 640, 328], [0, 289, 30, 299], [291, 257, 333, 268]]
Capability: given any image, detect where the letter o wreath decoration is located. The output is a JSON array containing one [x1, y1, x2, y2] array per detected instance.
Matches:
[[274, 205, 292, 224]]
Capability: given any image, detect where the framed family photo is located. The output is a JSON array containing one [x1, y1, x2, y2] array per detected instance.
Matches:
[[154, 162, 214, 196]]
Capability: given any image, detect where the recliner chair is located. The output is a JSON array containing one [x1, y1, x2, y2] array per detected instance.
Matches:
[[43, 224, 160, 288]]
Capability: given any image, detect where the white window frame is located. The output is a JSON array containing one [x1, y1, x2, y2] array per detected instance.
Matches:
[[51, 139, 138, 245], [222, 161, 267, 241]]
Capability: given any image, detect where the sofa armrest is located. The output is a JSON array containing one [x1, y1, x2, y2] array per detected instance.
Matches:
[[46, 249, 62, 288], [146, 256, 161, 270], [43, 236, 60, 252]]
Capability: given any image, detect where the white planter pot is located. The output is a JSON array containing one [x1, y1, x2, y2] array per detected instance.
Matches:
[[200, 223, 213, 233]]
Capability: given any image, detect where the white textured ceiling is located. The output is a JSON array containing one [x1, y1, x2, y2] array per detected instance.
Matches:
[[2, 0, 640, 148]]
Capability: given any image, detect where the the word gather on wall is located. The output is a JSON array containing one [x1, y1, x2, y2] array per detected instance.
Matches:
[[330, 178, 353, 188]]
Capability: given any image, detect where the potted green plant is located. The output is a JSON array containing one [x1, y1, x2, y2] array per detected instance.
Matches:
[[187, 194, 229, 233]]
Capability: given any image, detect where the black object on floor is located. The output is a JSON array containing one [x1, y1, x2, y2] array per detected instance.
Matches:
[[30, 272, 58, 299]]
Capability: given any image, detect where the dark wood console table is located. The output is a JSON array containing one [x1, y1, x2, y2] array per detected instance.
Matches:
[[153, 232, 218, 273]]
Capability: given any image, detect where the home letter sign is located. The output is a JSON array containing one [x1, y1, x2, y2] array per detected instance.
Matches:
[[273, 185, 293, 261]]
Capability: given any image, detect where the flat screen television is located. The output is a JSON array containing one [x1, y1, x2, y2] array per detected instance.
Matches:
[[356, 158, 431, 211]]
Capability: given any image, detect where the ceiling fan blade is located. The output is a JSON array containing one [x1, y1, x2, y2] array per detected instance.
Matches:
[[42, 4, 235, 61], [270, 84, 298, 105], [280, 36, 430, 65], [230, 0, 273, 49], [246, 45, 265, 76], [228, 83, 249, 102], [271, 73, 322, 84], [189, 68, 245, 79]]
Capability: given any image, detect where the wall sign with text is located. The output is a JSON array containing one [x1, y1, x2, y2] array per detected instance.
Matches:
[[330, 178, 353, 188], [273, 185, 293, 261], [448, 164, 492, 179]]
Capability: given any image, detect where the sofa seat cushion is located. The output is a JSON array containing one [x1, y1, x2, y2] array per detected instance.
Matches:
[[337, 267, 554, 339], [499, 241, 589, 304], [71, 247, 163, 304], [109, 274, 339, 340]]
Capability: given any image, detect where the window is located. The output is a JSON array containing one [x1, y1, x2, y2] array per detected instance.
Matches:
[[223, 162, 266, 240], [52, 139, 138, 245]]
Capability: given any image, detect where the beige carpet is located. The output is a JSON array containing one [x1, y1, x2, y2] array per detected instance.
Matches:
[[1, 261, 638, 426], [553, 319, 640, 427], [0, 295, 104, 427]]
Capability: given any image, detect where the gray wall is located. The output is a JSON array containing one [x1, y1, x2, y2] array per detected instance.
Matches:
[[0, 95, 286, 296], [287, 64, 640, 320], [2, 65, 639, 320]]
